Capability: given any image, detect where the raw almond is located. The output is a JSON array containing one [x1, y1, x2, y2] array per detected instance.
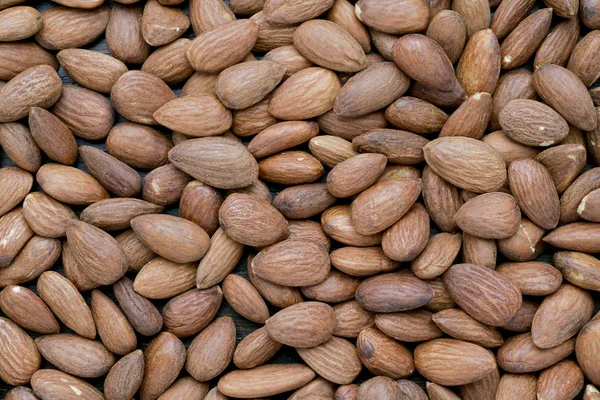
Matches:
[[263, 45, 314, 79], [535, 144, 587, 194], [250, 10, 296, 53], [322, 205, 382, 246], [452, 0, 490, 37], [330, 246, 398, 277], [259, 151, 323, 185], [106, 123, 173, 170], [385, 96, 448, 135], [582, 0, 600, 29], [352, 129, 428, 165], [140, 332, 186, 400], [453, 192, 521, 239], [57, 48, 127, 94], [356, 272, 432, 312], [133, 257, 197, 299], [422, 165, 463, 233], [5, 386, 39, 400], [141, 39, 195, 85], [160, 377, 209, 400], [333, 300, 375, 338], [141, 0, 189, 46], [489, 69, 536, 131], [0, 6, 40, 41], [32, 370, 103, 400], [576, 318, 600, 386], [248, 121, 319, 159], [500, 99, 569, 146], [543, 222, 600, 252], [113, 277, 163, 336], [382, 202, 430, 262], [0, 41, 57, 81], [456, 29, 500, 96], [426, 10, 467, 64], [155, 95, 232, 136], [142, 164, 192, 206], [0, 236, 60, 287], [104, 350, 145, 400], [162, 287, 223, 338], [537, 360, 584, 400], [196, 228, 244, 289], [90, 290, 137, 356], [326, 153, 386, 198], [296, 336, 362, 384], [534, 17, 580, 69], [223, 274, 269, 324], [490, 0, 535, 40], [497, 262, 561, 296], [309, 135, 358, 167], [0, 208, 32, 268], [554, 251, 600, 291], [266, 301, 335, 347], [357, 327, 414, 379], [189, 0, 235, 34], [328, 0, 370, 52], [106, 4, 150, 64], [301, 270, 359, 303], [439, 92, 491, 139], [117, 230, 156, 273], [496, 373, 537, 400], [432, 309, 503, 347], [0, 284, 59, 334], [232, 95, 277, 136], [411, 232, 462, 279], [500, 8, 552, 70], [560, 167, 600, 224], [185, 317, 236, 381], [317, 109, 387, 140], [80, 198, 162, 231], [0, 167, 32, 218], [248, 254, 303, 308], [273, 183, 336, 219], [445, 263, 522, 326], [218, 364, 315, 398], [355, 0, 428, 34], [263, 0, 334, 24], [358, 376, 403, 399], [375, 309, 443, 342]]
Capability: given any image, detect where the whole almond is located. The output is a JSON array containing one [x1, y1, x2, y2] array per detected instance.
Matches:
[[426, 277, 458, 313], [415, 338, 496, 386], [426, 10, 466, 64], [106, 123, 173, 170], [322, 205, 382, 246], [385, 97, 448, 135], [0, 167, 32, 218], [117, 230, 156, 273], [0, 41, 57, 81], [582, 0, 600, 29], [35, 5, 109, 50], [187, 19, 258, 73], [452, 0, 490, 37], [445, 263, 522, 326], [533, 64, 598, 131], [426, 382, 461, 400], [37, 271, 96, 339], [133, 257, 197, 299], [326, 153, 386, 198], [532, 284, 594, 349], [577, 318, 600, 387], [265, 301, 334, 347], [0, 123, 40, 173], [160, 377, 209, 400], [259, 151, 324, 185], [422, 165, 462, 233], [328, 0, 370, 52], [248, 121, 319, 159], [154, 95, 232, 136], [497, 261, 561, 296], [80, 198, 162, 232], [140, 332, 186, 400], [560, 167, 600, 224], [232, 95, 277, 136], [491, 0, 535, 40], [352, 129, 429, 165], [579, 188, 600, 222], [333, 300, 375, 338], [263, 0, 334, 24], [0, 208, 32, 268], [186, 317, 236, 381], [500, 99, 569, 146], [273, 183, 336, 219], [90, 290, 137, 356], [113, 277, 163, 336], [317, 109, 386, 140], [162, 287, 223, 337], [300, 270, 359, 303], [179, 181, 222, 235], [375, 309, 443, 342], [218, 364, 315, 398], [196, 228, 244, 289], [106, 4, 150, 64], [432, 309, 503, 348], [554, 251, 600, 291], [0, 6, 40, 41], [5, 386, 39, 400], [536, 144, 587, 194], [330, 247, 397, 277], [269, 67, 341, 120], [453, 192, 520, 239], [79, 146, 140, 197], [0, 236, 60, 287], [567, 30, 600, 89], [358, 376, 403, 399], [309, 135, 358, 167], [250, 10, 296, 53], [537, 360, 584, 400], [230, 0, 263, 14], [456, 29, 500, 96], [411, 232, 462, 279], [57, 49, 127, 94], [296, 336, 362, 385], [496, 373, 537, 400], [459, 368, 500, 400], [0, 285, 59, 334], [263, 45, 314, 79], [223, 274, 269, 324], [104, 350, 144, 400], [357, 327, 414, 379], [356, 272, 432, 312], [440, 92, 491, 139], [382, 202, 430, 262], [248, 254, 303, 308], [111, 70, 176, 125], [27, 107, 76, 165], [489, 69, 536, 131], [543, 222, 600, 252], [181, 71, 218, 96], [500, 8, 552, 70], [189, 0, 235, 34], [355, 0, 428, 34], [141, 0, 189, 46], [141, 39, 194, 85], [32, 370, 102, 400], [142, 164, 193, 206], [534, 17, 580, 70], [289, 377, 335, 400], [483, 131, 538, 165]]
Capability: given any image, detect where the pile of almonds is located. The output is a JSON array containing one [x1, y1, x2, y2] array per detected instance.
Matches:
[[3, 0, 600, 398]]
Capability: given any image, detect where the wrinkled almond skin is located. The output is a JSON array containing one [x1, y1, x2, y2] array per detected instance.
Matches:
[[327, 153, 387, 198], [489, 69, 536, 132], [223, 274, 270, 324], [445, 263, 522, 327], [259, 151, 324, 185], [0, 317, 40, 385], [263, 0, 334, 24], [439, 92, 491, 139], [142, 0, 189, 47], [355, 0, 428, 34], [297, 336, 362, 385], [537, 360, 584, 400], [217, 61, 284, 110], [91, 290, 137, 356], [32, 370, 103, 400], [411, 232, 462, 279], [330, 246, 398, 276], [415, 339, 496, 386], [160, 377, 209, 400], [142, 164, 192, 207], [35, 6, 110, 50], [28, 107, 77, 165], [497, 262, 562, 296], [141, 39, 194, 86], [432, 309, 504, 348], [496, 373, 537, 400], [0, 236, 60, 288], [186, 317, 236, 381], [535, 17, 580, 70], [57, 49, 127, 94], [555, 251, 600, 291], [357, 327, 414, 379], [104, 350, 144, 400], [140, 332, 186, 400], [385, 97, 448, 135], [498, 332, 575, 373], [500, 99, 569, 147], [426, 10, 466, 64], [106, 123, 173, 170], [0, 41, 58, 81], [249, 121, 319, 159], [162, 287, 223, 338], [536, 143, 587, 194], [273, 183, 336, 219], [382, 202, 430, 262], [352, 129, 429, 165], [0, 285, 59, 335], [500, 8, 552, 70], [154, 95, 232, 137], [266, 302, 335, 348], [134, 257, 197, 299], [333, 300, 375, 338], [577, 318, 600, 386], [106, 4, 150, 64], [456, 29, 500, 96], [0, 123, 40, 173], [113, 277, 163, 337], [356, 272, 432, 313], [453, 192, 521, 239]]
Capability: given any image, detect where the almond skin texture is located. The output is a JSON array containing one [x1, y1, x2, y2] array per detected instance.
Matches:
[[382, 202, 430, 262], [0, 236, 61, 288], [356, 272, 433, 313], [91, 290, 137, 356], [80, 198, 163, 232], [106, 123, 172, 170], [216, 61, 285, 110], [0, 123, 40, 172], [554, 251, 600, 290], [28, 107, 77, 165], [301, 270, 359, 303], [142, 0, 190, 47], [535, 143, 587, 194], [131, 214, 210, 263], [0, 167, 32, 218], [499, 99, 569, 147], [187, 19, 258, 73], [422, 166, 463, 233], [0, 6, 41, 41], [106, 4, 150, 64], [248, 121, 319, 159], [142, 164, 192, 207], [293, 20, 366, 73], [576, 318, 600, 386], [169, 137, 258, 189], [223, 274, 270, 324], [445, 263, 522, 327], [133, 258, 197, 300], [496, 373, 537, 400], [500, 8, 552, 70], [357, 327, 414, 379], [268, 67, 341, 120], [141, 39, 194, 86], [0, 285, 59, 334], [0, 317, 40, 385], [355, 0, 428, 34], [35, 334, 115, 379], [154, 95, 232, 137], [500, 334, 577, 374], [424, 137, 506, 193], [508, 159, 560, 229], [189, 0, 235, 34], [162, 287, 223, 338], [160, 377, 209, 400], [266, 302, 335, 348], [140, 332, 186, 400], [219, 193, 288, 247], [328, 0, 371, 52], [375, 310, 443, 342], [37, 271, 96, 340], [330, 246, 398, 276], [497, 262, 562, 296], [411, 232, 462, 279], [79, 146, 141, 198], [392, 34, 456, 92], [491, 0, 535, 40], [456, 29, 500, 96], [426, 10, 467, 64], [111, 71, 177, 125], [327, 153, 387, 198], [537, 360, 584, 400], [35, 5, 110, 50], [415, 339, 496, 386], [489, 69, 536, 132], [273, 183, 336, 219], [439, 92, 491, 139], [533, 64, 598, 131], [532, 284, 594, 349], [349, 178, 421, 235], [559, 167, 600, 224], [179, 181, 222, 235], [0, 42, 57, 81], [352, 129, 429, 165], [453, 192, 521, 239], [113, 277, 163, 337], [543, 222, 600, 252], [263, 0, 333, 24], [258, 151, 324, 185], [196, 228, 244, 289], [218, 364, 316, 398], [535, 17, 580, 69], [322, 204, 383, 245], [32, 370, 103, 400], [57, 49, 127, 94], [385, 97, 448, 135], [104, 350, 145, 400], [186, 317, 236, 382], [334, 62, 410, 117], [0, 65, 61, 123], [296, 336, 362, 385], [432, 309, 504, 348]]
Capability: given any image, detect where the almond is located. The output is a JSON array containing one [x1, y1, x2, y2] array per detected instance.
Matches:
[[140, 332, 186, 400], [273, 183, 336, 219], [333, 300, 375, 338], [560, 167, 600, 224], [330, 246, 398, 276], [80, 198, 161, 232], [426, 382, 461, 400], [111, 70, 176, 125], [497, 261, 561, 296], [232, 95, 277, 136], [179, 181, 222, 235], [328, 0, 370, 52], [490, 0, 535, 40], [445, 263, 522, 326], [356, 272, 432, 312], [456, 29, 500, 96], [532, 284, 594, 349], [187, 19, 258, 73], [385, 97, 447, 135], [79, 146, 141, 197], [355, 0, 428, 34], [106, 4, 150, 64], [289, 377, 335, 400], [161, 377, 209, 400], [0, 167, 32, 218], [567, 30, 600, 89], [117, 230, 156, 273], [5, 386, 39, 400], [352, 129, 429, 165], [35, 5, 110, 50], [104, 350, 145, 400], [106, 123, 172, 170], [196, 228, 244, 289], [0, 208, 33, 268], [357, 327, 414, 379], [0, 285, 58, 334], [500, 8, 552, 70], [154, 95, 232, 137], [543, 222, 600, 252], [27, 107, 76, 165], [57, 49, 127, 94], [90, 290, 137, 356], [582, 0, 600, 29], [535, 144, 587, 194], [409, 78, 468, 108], [113, 277, 163, 336], [462, 232, 497, 269], [184, 316, 235, 382], [0, 6, 40, 41], [496, 373, 537, 400], [32, 370, 103, 400], [288, 220, 331, 251], [309, 135, 358, 167], [141, 39, 194, 86], [459, 368, 500, 400], [248, 121, 319, 159], [263, 0, 334, 24], [142, 164, 193, 206], [133, 257, 197, 299], [250, 10, 296, 52], [322, 205, 382, 246], [534, 17, 580, 69], [382, 202, 430, 262], [533, 64, 598, 131], [358, 376, 403, 399], [189, 0, 235, 34], [248, 254, 304, 308], [317, 109, 386, 140], [230, 0, 263, 15], [452, 0, 490, 37], [422, 166, 463, 233], [233, 326, 282, 369], [263, 45, 314, 79], [537, 360, 584, 400], [297, 336, 362, 385], [453, 192, 521, 239], [222, 274, 269, 324], [577, 318, 600, 386], [181, 71, 218, 96], [0, 317, 39, 385], [0, 41, 57, 81], [326, 153, 386, 198], [439, 92, 491, 139], [411, 232, 462, 279], [426, 277, 458, 313], [218, 364, 315, 398], [415, 338, 496, 386], [162, 287, 223, 338], [0, 123, 40, 172], [35, 334, 115, 378], [375, 309, 443, 343], [545, 0, 578, 17], [141, 0, 189, 46], [432, 308, 503, 348], [266, 301, 334, 347], [554, 251, 600, 291], [0, 236, 60, 287], [500, 99, 569, 146], [426, 10, 467, 64], [489, 69, 536, 131], [37, 271, 96, 339]]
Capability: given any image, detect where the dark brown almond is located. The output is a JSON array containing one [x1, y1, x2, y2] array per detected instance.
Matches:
[[106, 122, 173, 170], [111, 70, 177, 125], [106, 4, 150, 64], [408, 77, 468, 109], [355, 0, 428, 34], [266, 302, 334, 347], [357, 376, 402, 399], [273, 183, 336, 219], [488, 68, 536, 131], [133, 257, 197, 299], [317, 109, 387, 140], [356, 272, 432, 313], [422, 165, 462, 233], [456, 29, 500, 96], [35, 6, 110, 50], [142, 164, 193, 206], [0, 123, 40, 172], [415, 339, 496, 386], [534, 17, 580, 70], [537, 144, 587, 195], [0, 236, 60, 287], [0, 285, 59, 334], [533, 64, 598, 131], [57, 48, 127, 94], [491, 0, 535, 40], [532, 283, 594, 349], [453, 192, 521, 239], [500, 8, 552, 70], [426, 10, 466, 64], [568, 30, 600, 88], [163, 287, 223, 338], [196, 228, 244, 289], [439, 92, 491, 139], [140, 332, 186, 400], [445, 263, 522, 326], [79, 146, 141, 197], [113, 277, 163, 336], [28, 107, 77, 165]]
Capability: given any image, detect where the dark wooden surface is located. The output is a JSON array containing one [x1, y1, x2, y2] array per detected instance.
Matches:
[[1, 0, 599, 398]]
